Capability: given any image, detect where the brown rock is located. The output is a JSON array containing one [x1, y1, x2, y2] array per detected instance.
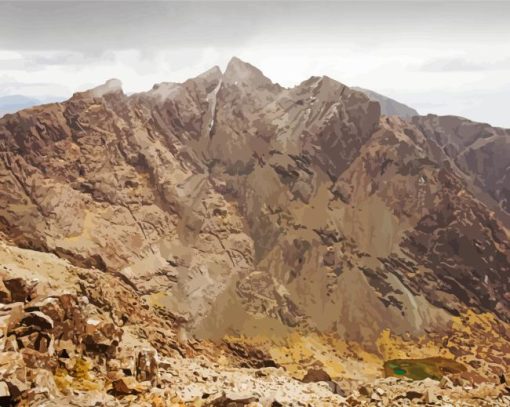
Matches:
[[424, 388, 439, 404], [302, 368, 332, 383], [404, 390, 423, 400], [112, 376, 147, 395], [205, 391, 259, 406], [0, 281, 11, 304], [82, 321, 122, 356], [3, 278, 32, 303], [358, 384, 372, 397], [370, 391, 381, 401], [325, 381, 347, 396], [0, 381, 9, 397], [0, 352, 28, 398], [3, 335, 18, 352], [21, 311, 54, 330], [106, 370, 124, 381], [440, 376, 454, 389], [346, 394, 362, 405], [29, 368, 60, 398], [20, 348, 57, 370], [25, 297, 65, 325], [136, 348, 159, 385]]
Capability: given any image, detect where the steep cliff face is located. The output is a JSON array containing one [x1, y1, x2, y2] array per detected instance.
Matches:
[[0, 58, 508, 346], [412, 115, 510, 215]]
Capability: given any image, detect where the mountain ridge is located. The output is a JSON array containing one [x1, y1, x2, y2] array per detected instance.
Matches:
[[0, 57, 509, 404]]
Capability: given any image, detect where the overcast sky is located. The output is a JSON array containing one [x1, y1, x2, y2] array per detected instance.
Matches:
[[1, 1, 510, 127]]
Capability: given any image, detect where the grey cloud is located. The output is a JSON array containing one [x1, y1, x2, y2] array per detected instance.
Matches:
[[1, 1, 510, 52], [0, 1, 264, 52]]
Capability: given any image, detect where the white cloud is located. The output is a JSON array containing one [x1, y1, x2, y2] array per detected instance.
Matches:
[[1, 2, 509, 127]]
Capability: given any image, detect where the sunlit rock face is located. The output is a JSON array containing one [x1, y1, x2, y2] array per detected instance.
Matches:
[[0, 57, 508, 347]]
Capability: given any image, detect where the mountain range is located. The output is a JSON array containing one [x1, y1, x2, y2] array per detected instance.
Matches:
[[0, 57, 508, 405]]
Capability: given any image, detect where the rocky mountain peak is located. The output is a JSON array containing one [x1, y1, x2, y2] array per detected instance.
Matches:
[[223, 56, 275, 88], [87, 78, 123, 97], [195, 65, 222, 82]]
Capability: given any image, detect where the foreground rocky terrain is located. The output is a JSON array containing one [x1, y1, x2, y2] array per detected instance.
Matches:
[[0, 238, 508, 406], [0, 57, 509, 405]]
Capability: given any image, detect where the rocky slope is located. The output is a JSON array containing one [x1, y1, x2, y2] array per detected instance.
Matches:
[[0, 237, 508, 406], [0, 57, 509, 405]]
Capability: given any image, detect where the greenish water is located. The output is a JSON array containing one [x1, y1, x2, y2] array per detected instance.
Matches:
[[384, 357, 466, 381], [393, 367, 406, 375]]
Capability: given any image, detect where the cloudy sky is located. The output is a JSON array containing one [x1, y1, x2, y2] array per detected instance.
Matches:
[[1, 1, 510, 127]]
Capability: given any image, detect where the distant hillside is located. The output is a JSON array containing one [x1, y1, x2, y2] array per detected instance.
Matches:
[[0, 95, 41, 117], [354, 87, 418, 119], [0, 95, 63, 117]]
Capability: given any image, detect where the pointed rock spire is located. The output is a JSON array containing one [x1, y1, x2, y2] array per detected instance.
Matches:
[[223, 56, 274, 88], [90, 79, 123, 97]]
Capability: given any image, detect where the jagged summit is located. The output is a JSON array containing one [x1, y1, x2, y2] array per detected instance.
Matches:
[[195, 65, 222, 81], [86, 78, 123, 97], [223, 56, 275, 88]]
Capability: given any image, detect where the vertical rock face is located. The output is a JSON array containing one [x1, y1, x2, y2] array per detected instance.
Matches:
[[0, 57, 508, 346], [412, 115, 510, 214]]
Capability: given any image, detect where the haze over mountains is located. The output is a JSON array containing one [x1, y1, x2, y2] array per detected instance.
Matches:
[[0, 94, 62, 117], [0, 58, 509, 405], [0, 95, 42, 117]]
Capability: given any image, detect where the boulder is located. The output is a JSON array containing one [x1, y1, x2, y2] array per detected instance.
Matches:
[[3, 335, 18, 352], [0, 302, 24, 333], [205, 391, 259, 406], [29, 368, 60, 398], [0, 351, 29, 399], [21, 348, 57, 370], [84, 318, 102, 335], [0, 380, 9, 397], [135, 348, 159, 385], [25, 297, 65, 325], [20, 311, 54, 331], [112, 376, 147, 395], [54, 339, 77, 360], [0, 281, 11, 304], [324, 381, 346, 396], [370, 391, 381, 401], [404, 390, 423, 400], [82, 321, 122, 356], [3, 278, 32, 303], [302, 368, 332, 383], [440, 376, 454, 389], [424, 388, 439, 404], [345, 395, 362, 406], [17, 332, 39, 349], [358, 384, 372, 397]]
